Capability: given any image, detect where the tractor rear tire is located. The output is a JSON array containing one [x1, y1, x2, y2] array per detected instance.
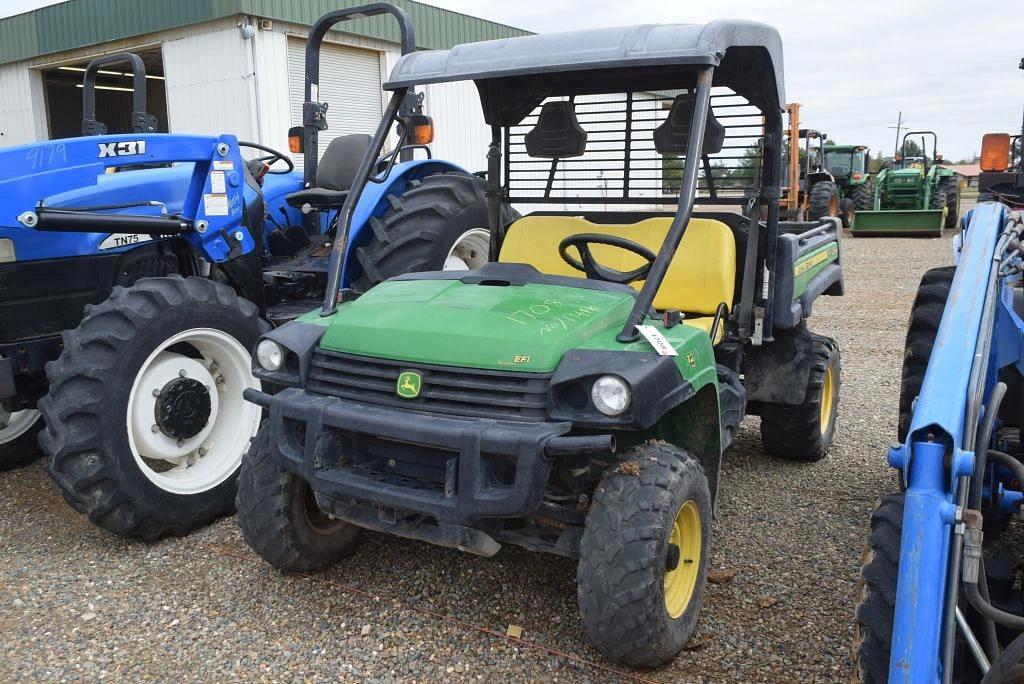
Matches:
[[854, 493, 903, 683], [759, 334, 841, 462], [577, 442, 712, 667], [39, 276, 268, 540], [808, 181, 840, 222], [0, 409, 44, 470], [236, 425, 361, 571], [850, 183, 874, 211], [941, 179, 961, 231], [898, 266, 955, 441], [352, 173, 512, 292]]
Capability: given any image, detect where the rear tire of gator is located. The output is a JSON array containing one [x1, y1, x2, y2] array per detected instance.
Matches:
[[759, 334, 841, 462], [236, 425, 361, 571], [38, 276, 268, 540], [352, 173, 515, 292]]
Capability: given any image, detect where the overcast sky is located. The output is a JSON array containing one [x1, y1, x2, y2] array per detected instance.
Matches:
[[5, 0, 1023, 160]]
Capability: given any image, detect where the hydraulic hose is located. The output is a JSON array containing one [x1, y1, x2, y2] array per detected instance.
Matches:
[[970, 383, 1008, 510]]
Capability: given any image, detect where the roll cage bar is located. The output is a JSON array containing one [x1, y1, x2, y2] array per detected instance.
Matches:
[[298, 2, 418, 187], [899, 130, 939, 172], [80, 52, 158, 136], [320, 23, 785, 350]]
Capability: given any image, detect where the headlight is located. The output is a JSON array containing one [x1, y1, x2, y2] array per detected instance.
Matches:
[[591, 375, 631, 416], [255, 339, 284, 372]]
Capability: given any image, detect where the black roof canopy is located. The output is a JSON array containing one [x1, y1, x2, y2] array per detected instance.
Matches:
[[385, 20, 785, 125]]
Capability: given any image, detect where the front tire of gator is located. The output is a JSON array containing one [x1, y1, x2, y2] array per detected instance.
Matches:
[[577, 442, 712, 667], [236, 425, 361, 572], [38, 276, 268, 540]]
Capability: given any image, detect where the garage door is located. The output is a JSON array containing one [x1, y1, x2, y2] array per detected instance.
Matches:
[[287, 38, 382, 172]]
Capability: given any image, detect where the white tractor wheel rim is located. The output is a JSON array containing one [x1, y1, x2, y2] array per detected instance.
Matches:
[[0, 408, 41, 444], [126, 328, 260, 495], [443, 228, 491, 271]]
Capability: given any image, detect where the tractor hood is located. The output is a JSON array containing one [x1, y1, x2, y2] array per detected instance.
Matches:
[[318, 274, 637, 372]]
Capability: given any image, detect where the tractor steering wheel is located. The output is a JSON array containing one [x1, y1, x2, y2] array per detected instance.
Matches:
[[239, 141, 295, 177], [558, 233, 657, 284]]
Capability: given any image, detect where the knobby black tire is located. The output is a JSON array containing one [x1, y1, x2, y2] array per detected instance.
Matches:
[[236, 426, 361, 571], [353, 173, 514, 292], [898, 266, 954, 441], [854, 493, 903, 684], [850, 183, 874, 211], [760, 334, 841, 462], [38, 275, 268, 540], [808, 181, 839, 222], [940, 179, 961, 231], [577, 442, 712, 667]]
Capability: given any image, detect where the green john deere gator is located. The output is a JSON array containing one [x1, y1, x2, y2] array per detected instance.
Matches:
[[851, 130, 961, 236], [236, 12, 844, 667], [823, 143, 873, 227]]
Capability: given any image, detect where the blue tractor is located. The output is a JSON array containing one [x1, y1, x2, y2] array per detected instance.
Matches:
[[0, 4, 498, 540], [854, 58, 1024, 683]]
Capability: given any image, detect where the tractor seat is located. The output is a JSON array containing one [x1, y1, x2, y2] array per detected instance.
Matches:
[[498, 215, 736, 344], [286, 133, 371, 211]]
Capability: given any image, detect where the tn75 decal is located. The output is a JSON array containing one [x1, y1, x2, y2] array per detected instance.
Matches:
[[98, 140, 147, 158]]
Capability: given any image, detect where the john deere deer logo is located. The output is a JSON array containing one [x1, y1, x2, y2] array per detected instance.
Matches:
[[396, 371, 422, 399]]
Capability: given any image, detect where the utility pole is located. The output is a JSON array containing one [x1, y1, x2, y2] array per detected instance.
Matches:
[[888, 111, 906, 158]]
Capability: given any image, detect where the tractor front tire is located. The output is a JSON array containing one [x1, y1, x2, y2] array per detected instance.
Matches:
[[808, 181, 840, 222], [760, 335, 841, 462], [577, 442, 712, 667], [39, 276, 268, 540], [850, 183, 874, 211], [0, 409, 44, 470], [353, 173, 511, 291], [940, 179, 961, 231], [236, 426, 361, 571], [854, 493, 903, 683], [898, 266, 955, 441]]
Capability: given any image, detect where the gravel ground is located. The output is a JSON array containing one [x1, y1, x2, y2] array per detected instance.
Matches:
[[0, 234, 956, 682]]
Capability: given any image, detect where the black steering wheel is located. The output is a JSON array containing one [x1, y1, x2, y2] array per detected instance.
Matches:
[[239, 141, 294, 176], [558, 233, 657, 284]]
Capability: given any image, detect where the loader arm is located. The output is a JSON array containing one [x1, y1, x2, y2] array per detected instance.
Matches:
[[0, 133, 252, 263], [886, 202, 1024, 682]]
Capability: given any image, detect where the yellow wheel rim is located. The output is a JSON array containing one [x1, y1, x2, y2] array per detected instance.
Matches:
[[820, 365, 835, 435], [664, 499, 702, 619]]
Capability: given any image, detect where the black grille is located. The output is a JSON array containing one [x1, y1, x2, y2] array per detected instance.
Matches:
[[308, 350, 552, 422]]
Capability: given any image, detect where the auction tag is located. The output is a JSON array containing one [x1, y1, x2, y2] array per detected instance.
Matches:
[[203, 193, 229, 216], [636, 325, 677, 356]]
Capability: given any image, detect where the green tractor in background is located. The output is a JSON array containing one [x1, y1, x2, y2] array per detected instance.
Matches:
[[851, 130, 961, 236], [823, 143, 873, 227]]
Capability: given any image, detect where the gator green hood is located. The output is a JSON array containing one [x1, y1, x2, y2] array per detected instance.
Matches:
[[317, 278, 638, 372]]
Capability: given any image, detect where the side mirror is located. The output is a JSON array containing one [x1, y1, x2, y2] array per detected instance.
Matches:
[[288, 126, 304, 153], [406, 114, 434, 145]]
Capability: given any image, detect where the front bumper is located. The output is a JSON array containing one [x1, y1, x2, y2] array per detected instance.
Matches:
[[246, 387, 611, 554]]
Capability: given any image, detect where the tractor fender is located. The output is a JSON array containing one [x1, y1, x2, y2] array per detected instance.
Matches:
[[340, 159, 472, 287]]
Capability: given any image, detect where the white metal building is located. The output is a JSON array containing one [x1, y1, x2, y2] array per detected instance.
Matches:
[[0, 1, 530, 171]]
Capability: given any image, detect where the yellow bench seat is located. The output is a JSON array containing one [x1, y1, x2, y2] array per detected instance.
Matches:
[[498, 215, 736, 343]]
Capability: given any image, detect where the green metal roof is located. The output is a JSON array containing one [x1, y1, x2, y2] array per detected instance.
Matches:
[[0, 0, 531, 66]]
